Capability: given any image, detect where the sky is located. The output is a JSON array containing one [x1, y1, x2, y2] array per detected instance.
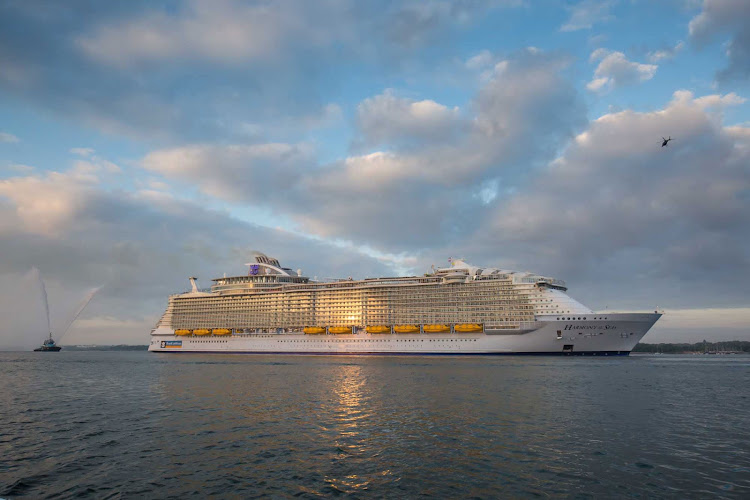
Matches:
[[1, 0, 749, 347]]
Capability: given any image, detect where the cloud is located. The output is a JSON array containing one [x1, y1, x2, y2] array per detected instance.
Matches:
[[587, 49, 657, 92], [76, 0, 340, 68], [8, 164, 35, 174], [354, 90, 463, 148], [70, 147, 95, 157], [0, 172, 97, 237], [465, 50, 494, 70], [0, 132, 20, 143], [0, 1, 524, 143], [689, 0, 750, 83], [647, 41, 684, 63], [560, 0, 616, 32], [647, 307, 750, 342], [142, 142, 316, 203], [0, 164, 396, 346], [75, 1, 520, 68], [476, 90, 750, 309], [144, 48, 586, 250]]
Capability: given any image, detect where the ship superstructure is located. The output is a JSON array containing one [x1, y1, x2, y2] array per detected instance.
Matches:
[[149, 252, 660, 355]]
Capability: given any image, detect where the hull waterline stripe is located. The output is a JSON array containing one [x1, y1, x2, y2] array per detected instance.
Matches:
[[151, 350, 631, 356]]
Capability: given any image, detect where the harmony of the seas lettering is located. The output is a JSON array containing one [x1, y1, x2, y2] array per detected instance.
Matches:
[[564, 324, 617, 330]]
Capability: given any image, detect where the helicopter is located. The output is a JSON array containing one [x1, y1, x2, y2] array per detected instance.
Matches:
[[661, 136, 673, 147]]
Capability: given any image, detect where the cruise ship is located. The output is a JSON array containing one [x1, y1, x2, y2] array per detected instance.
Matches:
[[148, 252, 660, 355]]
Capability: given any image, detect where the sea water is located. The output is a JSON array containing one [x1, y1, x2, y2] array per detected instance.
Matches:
[[1, 352, 749, 498]]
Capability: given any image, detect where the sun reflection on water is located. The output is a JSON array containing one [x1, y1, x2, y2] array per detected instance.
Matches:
[[325, 364, 378, 492]]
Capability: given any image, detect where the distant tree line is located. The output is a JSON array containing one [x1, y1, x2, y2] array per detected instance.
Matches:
[[633, 340, 750, 353]]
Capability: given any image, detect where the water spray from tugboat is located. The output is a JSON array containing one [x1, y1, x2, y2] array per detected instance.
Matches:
[[33, 267, 52, 340], [31, 268, 101, 352], [61, 286, 101, 340]]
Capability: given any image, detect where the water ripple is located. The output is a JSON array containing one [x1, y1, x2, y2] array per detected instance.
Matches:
[[1, 352, 749, 498]]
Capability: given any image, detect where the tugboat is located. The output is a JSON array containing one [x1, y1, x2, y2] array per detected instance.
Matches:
[[34, 332, 62, 352]]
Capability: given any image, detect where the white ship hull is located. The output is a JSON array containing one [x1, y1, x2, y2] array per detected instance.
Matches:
[[149, 313, 660, 356]]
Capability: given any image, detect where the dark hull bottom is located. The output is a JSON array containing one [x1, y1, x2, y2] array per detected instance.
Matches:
[[34, 347, 62, 352], [153, 350, 631, 356]]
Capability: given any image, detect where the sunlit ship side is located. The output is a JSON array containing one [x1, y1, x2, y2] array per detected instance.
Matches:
[[149, 252, 660, 355]]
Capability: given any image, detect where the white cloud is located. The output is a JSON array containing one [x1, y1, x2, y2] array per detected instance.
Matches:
[[560, 0, 616, 32], [70, 147, 95, 157], [647, 41, 684, 63], [690, 91, 746, 108], [143, 49, 586, 250], [587, 49, 657, 92], [466, 50, 494, 70], [142, 142, 314, 203], [586, 77, 610, 92], [355, 90, 463, 147], [0, 172, 95, 237], [0, 132, 20, 143], [479, 90, 750, 309]]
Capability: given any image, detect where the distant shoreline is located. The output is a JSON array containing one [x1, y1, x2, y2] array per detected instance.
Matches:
[[633, 341, 750, 354]]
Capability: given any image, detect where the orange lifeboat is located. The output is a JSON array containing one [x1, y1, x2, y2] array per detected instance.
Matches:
[[328, 326, 352, 334], [454, 324, 483, 333], [366, 325, 391, 334], [304, 326, 325, 334], [393, 325, 420, 333], [423, 324, 450, 333], [212, 328, 231, 336], [174, 329, 192, 336], [193, 329, 210, 336]]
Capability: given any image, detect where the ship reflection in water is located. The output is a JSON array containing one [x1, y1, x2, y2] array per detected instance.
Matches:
[[4, 352, 747, 498]]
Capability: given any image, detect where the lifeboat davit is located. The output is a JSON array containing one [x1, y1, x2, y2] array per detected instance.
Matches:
[[328, 326, 352, 334], [393, 325, 420, 333], [304, 326, 325, 334], [174, 329, 192, 336], [366, 325, 391, 334], [212, 328, 231, 336], [423, 324, 450, 333], [454, 323, 483, 333], [193, 329, 210, 336]]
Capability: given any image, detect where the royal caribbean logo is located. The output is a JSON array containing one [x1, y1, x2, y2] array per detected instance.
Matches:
[[160, 340, 182, 349]]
